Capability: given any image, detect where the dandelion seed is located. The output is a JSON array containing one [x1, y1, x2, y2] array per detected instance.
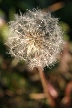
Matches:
[[5, 9, 65, 69]]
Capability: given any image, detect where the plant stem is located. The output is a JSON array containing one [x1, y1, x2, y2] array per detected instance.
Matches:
[[38, 66, 55, 108]]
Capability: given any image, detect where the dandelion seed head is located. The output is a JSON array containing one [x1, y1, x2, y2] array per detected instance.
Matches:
[[6, 9, 65, 69]]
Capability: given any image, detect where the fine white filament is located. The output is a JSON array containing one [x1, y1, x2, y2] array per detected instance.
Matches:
[[6, 9, 65, 69]]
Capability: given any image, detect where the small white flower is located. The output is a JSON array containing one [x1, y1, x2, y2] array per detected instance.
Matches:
[[6, 9, 65, 69]]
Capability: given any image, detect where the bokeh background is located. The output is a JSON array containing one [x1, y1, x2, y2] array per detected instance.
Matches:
[[0, 0, 72, 108]]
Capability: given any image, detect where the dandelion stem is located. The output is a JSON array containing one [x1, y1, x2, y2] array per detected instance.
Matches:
[[38, 66, 55, 108]]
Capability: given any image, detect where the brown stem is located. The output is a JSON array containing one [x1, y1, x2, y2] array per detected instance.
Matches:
[[38, 66, 55, 108]]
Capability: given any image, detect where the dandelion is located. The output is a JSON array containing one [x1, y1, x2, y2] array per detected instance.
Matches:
[[5, 9, 65, 69]]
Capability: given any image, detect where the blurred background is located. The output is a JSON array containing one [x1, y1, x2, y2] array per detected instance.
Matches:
[[0, 0, 72, 108]]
